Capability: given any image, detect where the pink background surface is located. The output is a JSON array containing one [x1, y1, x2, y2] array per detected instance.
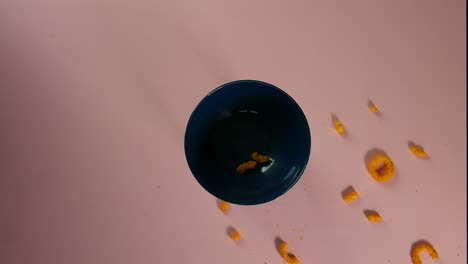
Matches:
[[1, 0, 466, 263]]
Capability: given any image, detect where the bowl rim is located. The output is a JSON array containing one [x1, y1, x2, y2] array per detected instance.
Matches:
[[184, 79, 311, 205]]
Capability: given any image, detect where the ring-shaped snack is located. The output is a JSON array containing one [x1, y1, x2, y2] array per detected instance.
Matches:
[[368, 155, 394, 183]]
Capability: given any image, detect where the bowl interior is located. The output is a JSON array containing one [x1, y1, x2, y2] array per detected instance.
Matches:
[[184, 80, 311, 205]]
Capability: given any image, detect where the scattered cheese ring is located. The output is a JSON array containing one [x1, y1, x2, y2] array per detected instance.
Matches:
[[236, 160, 258, 174], [218, 200, 229, 214], [411, 241, 439, 264], [251, 152, 271, 164], [368, 155, 395, 183], [409, 145, 427, 158], [335, 121, 345, 135], [278, 241, 300, 264]]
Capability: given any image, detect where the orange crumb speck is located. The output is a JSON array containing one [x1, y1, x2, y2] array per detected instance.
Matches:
[[409, 145, 427, 158], [368, 100, 379, 114], [343, 190, 359, 203], [335, 121, 345, 135], [365, 211, 382, 223], [218, 201, 229, 214], [230, 230, 241, 241]]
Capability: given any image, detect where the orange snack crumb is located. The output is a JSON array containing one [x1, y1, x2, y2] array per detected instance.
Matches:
[[251, 152, 271, 164], [236, 160, 258, 174], [230, 230, 241, 241], [364, 210, 382, 223], [368, 154, 395, 183], [279, 242, 288, 254], [368, 100, 379, 114], [218, 200, 229, 214], [411, 241, 439, 264], [369, 102, 379, 113], [409, 145, 427, 158], [278, 241, 300, 264], [342, 190, 359, 203], [335, 120, 345, 135]]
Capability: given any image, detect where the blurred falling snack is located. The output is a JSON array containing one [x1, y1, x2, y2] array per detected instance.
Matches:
[[236, 160, 258, 174], [251, 152, 271, 164], [411, 241, 439, 264]]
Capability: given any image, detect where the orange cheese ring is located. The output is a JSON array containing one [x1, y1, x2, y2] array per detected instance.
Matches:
[[368, 155, 395, 183]]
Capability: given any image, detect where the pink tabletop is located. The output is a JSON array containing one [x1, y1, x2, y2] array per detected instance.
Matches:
[[1, 0, 466, 263]]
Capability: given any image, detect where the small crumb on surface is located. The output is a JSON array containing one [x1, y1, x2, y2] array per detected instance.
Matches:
[[218, 200, 229, 214], [230, 230, 241, 241], [368, 100, 379, 114], [341, 186, 359, 203], [334, 120, 345, 135], [408, 142, 428, 158], [364, 210, 382, 223]]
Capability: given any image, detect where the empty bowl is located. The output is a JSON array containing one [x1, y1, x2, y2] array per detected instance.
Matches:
[[184, 80, 311, 205]]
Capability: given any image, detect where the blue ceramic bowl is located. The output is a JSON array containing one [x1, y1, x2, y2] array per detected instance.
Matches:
[[184, 80, 311, 205]]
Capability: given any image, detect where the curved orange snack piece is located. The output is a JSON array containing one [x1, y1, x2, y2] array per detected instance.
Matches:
[[278, 241, 300, 264], [236, 161, 257, 174], [251, 152, 271, 164], [411, 242, 439, 264]]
